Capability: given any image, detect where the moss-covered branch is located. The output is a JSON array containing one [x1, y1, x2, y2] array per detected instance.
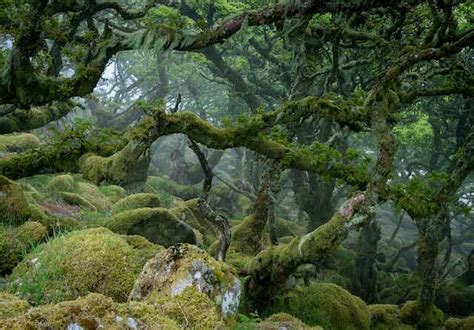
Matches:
[[153, 107, 369, 187], [243, 192, 369, 308], [0, 102, 74, 134]]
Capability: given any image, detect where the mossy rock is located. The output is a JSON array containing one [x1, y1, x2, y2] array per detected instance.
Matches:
[[171, 199, 218, 246], [130, 244, 241, 325], [400, 300, 443, 328], [8, 227, 145, 305], [106, 207, 196, 247], [270, 282, 370, 329], [120, 234, 164, 261], [0, 175, 31, 226], [76, 182, 111, 210], [111, 193, 161, 215], [0, 133, 40, 153], [60, 191, 97, 210], [0, 292, 179, 329], [28, 204, 81, 234], [256, 312, 320, 329], [0, 221, 47, 275], [445, 316, 474, 330], [368, 304, 413, 329], [147, 286, 224, 328], [45, 174, 76, 193], [99, 184, 127, 203], [0, 292, 30, 319]]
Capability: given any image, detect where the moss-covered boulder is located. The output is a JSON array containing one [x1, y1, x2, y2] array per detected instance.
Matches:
[[270, 282, 370, 329], [28, 203, 81, 233], [106, 207, 196, 247], [368, 304, 413, 329], [8, 227, 145, 305], [445, 316, 474, 330], [0, 175, 31, 225], [0, 293, 179, 329], [0, 221, 47, 275], [0, 133, 40, 153], [171, 199, 218, 246], [111, 193, 161, 214], [400, 300, 443, 329], [99, 184, 127, 203], [45, 174, 76, 193], [120, 234, 164, 261], [60, 191, 97, 210], [0, 292, 30, 319], [130, 244, 241, 327], [76, 182, 111, 210], [256, 312, 320, 329]]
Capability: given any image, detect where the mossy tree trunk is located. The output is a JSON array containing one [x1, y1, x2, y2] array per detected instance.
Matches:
[[352, 220, 381, 304]]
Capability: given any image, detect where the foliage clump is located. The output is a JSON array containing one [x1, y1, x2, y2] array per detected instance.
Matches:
[[8, 227, 144, 305]]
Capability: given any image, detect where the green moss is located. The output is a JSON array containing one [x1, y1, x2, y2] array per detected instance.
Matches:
[[76, 182, 111, 210], [0, 292, 30, 319], [111, 193, 161, 214], [0, 293, 179, 329], [445, 316, 474, 330], [60, 191, 97, 210], [400, 300, 443, 328], [368, 304, 413, 329], [270, 282, 370, 329], [28, 204, 81, 233], [106, 207, 196, 247], [0, 221, 47, 275], [0, 133, 40, 153], [229, 214, 267, 256], [99, 184, 127, 203], [120, 234, 164, 261], [151, 286, 224, 328], [118, 301, 180, 329], [0, 175, 31, 225], [45, 174, 76, 193], [8, 228, 145, 305], [256, 312, 319, 329]]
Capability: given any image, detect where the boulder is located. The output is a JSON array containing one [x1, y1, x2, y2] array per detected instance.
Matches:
[[270, 282, 370, 329], [130, 244, 241, 327], [0, 175, 30, 225], [257, 313, 320, 330], [0, 293, 179, 329], [0, 221, 47, 275], [111, 193, 161, 215], [9, 228, 145, 305], [106, 208, 196, 247]]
